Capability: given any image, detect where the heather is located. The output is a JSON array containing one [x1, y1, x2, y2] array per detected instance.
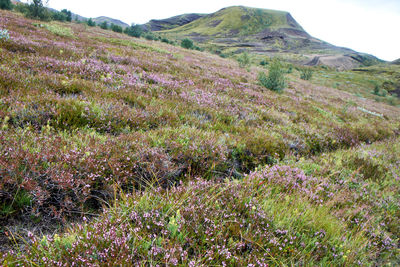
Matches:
[[1, 8, 400, 265]]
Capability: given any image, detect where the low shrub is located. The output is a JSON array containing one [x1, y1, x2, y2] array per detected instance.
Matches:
[[87, 18, 96, 27], [181, 38, 194, 49], [237, 51, 250, 68], [99, 21, 108, 30], [258, 59, 286, 92], [300, 67, 313, 80], [144, 33, 155, 41]]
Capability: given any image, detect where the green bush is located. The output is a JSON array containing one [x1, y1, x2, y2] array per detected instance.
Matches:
[[124, 24, 142, 38], [87, 18, 96, 27], [25, 0, 51, 21], [144, 33, 155, 40], [300, 68, 313, 80], [258, 59, 286, 92], [99, 21, 108, 30], [161, 37, 169, 43], [51, 10, 68, 22], [61, 9, 72, 22], [111, 24, 123, 33], [0, 0, 12, 10], [237, 51, 250, 68], [181, 38, 194, 49], [260, 58, 269, 66]]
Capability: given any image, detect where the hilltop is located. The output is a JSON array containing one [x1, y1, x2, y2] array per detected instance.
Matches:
[[144, 13, 206, 31], [92, 16, 129, 28], [0, 6, 400, 266], [151, 6, 381, 69]]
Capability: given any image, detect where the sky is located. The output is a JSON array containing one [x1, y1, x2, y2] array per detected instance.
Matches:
[[21, 0, 400, 61]]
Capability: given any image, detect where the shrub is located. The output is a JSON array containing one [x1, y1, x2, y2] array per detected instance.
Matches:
[[99, 21, 108, 30], [373, 84, 380, 95], [26, 0, 51, 21], [124, 24, 142, 38], [161, 37, 170, 44], [61, 9, 72, 22], [237, 51, 250, 68], [181, 38, 194, 49], [87, 18, 96, 27], [300, 67, 313, 80], [110, 24, 123, 33], [0, 0, 12, 10], [260, 58, 269, 66], [144, 33, 155, 41], [51, 10, 68, 22], [258, 59, 286, 92], [193, 45, 203, 51]]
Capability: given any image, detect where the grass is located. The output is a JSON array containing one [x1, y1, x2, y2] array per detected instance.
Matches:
[[43, 23, 74, 38], [160, 6, 294, 37], [0, 8, 399, 265]]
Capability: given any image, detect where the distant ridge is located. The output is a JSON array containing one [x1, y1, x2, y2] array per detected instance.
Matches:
[[93, 16, 129, 28], [392, 58, 400, 65]]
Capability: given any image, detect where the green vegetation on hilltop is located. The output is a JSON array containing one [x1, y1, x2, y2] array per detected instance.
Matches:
[[161, 6, 298, 37], [0, 7, 400, 266]]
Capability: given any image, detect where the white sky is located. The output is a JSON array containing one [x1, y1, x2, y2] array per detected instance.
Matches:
[[22, 0, 400, 61]]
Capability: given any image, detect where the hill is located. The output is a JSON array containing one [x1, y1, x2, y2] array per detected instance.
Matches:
[[0, 7, 400, 266], [144, 13, 206, 31], [392, 58, 400, 65], [153, 6, 381, 70], [93, 16, 129, 28]]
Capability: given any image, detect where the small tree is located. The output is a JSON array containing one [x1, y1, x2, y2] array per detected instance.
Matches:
[[0, 0, 12, 10], [111, 24, 123, 33], [27, 0, 50, 20], [61, 9, 72, 22], [124, 24, 142, 38], [52, 10, 68, 21], [258, 59, 286, 92], [181, 38, 194, 49], [237, 51, 250, 68], [87, 18, 96, 27], [100, 21, 109, 30]]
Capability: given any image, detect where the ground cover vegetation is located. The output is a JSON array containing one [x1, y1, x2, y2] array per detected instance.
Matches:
[[0, 7, 400, 266]]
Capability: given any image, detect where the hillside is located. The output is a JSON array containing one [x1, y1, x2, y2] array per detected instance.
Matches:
[[154, 6, 381, 70], [1, 7, 400, 266], [93, 16, 129, 28], [144, 13, 206, 31]]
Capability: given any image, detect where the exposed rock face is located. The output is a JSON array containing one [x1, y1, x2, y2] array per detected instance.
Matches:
[[306, 55, 362, 71]]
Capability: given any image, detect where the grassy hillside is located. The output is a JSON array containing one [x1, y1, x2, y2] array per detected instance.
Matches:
[[155, 6, 380, 70], [0, 8, 400, 265], [144, 13, 206, 31], [160, 6, 301, 37]]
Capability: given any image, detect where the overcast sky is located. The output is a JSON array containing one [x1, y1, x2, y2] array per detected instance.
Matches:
[[22, 0, 400, 61]]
